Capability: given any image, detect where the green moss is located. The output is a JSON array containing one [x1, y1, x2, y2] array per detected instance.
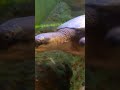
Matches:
[[35, 51, 85, 90]]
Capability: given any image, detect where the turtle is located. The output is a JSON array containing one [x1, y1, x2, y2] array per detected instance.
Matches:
[[86, 0, 120, 47], [35, 15, 85, 56], [86, 0, 120, 42], [86, 0, 120, 68], [0, 16, 34, 60], [86, 2, 120, 89]]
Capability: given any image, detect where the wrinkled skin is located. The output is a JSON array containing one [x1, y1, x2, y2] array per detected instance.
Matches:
[[35, 15, 85, 56], [0, 16, 34, 60], [35, 28, 85, 56]]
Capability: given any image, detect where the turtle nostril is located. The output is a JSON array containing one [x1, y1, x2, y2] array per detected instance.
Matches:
[[35, 37, 50, 47]]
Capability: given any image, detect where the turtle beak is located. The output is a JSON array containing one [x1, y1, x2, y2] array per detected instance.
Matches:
[[35, 34, 50, 47], [79, 37, 85, 46], [35, 34, 52, 52]]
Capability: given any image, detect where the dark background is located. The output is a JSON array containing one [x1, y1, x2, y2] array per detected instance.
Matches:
[[0, 0, 35, 90], [86, 0, 120, 90]]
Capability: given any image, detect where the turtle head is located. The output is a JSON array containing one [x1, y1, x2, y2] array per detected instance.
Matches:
[[35, 32, 59, 52], [79, 37, 85, 46], [35, 27, 85, 56]]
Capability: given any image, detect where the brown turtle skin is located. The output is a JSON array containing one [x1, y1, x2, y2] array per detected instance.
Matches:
[[35, 15, 85, 56], [35, 28, 85, 56]]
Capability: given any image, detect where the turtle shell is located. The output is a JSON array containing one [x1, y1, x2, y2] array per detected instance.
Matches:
[[57, 15, 85, 30]]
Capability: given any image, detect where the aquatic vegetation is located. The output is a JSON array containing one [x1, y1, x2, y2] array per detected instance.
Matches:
[[35, 51, 85, 90]]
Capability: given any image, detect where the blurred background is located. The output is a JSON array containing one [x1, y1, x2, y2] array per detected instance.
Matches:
[[0, 0, 34, 90]]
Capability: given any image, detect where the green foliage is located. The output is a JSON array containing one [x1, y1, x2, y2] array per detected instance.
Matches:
[[35, 1, 72, 34], [44, 1, 72, 23], [35, 0, 60, 24]]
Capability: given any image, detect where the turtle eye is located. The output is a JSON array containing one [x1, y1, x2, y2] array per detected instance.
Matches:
[[79, 37, 85, 46]]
